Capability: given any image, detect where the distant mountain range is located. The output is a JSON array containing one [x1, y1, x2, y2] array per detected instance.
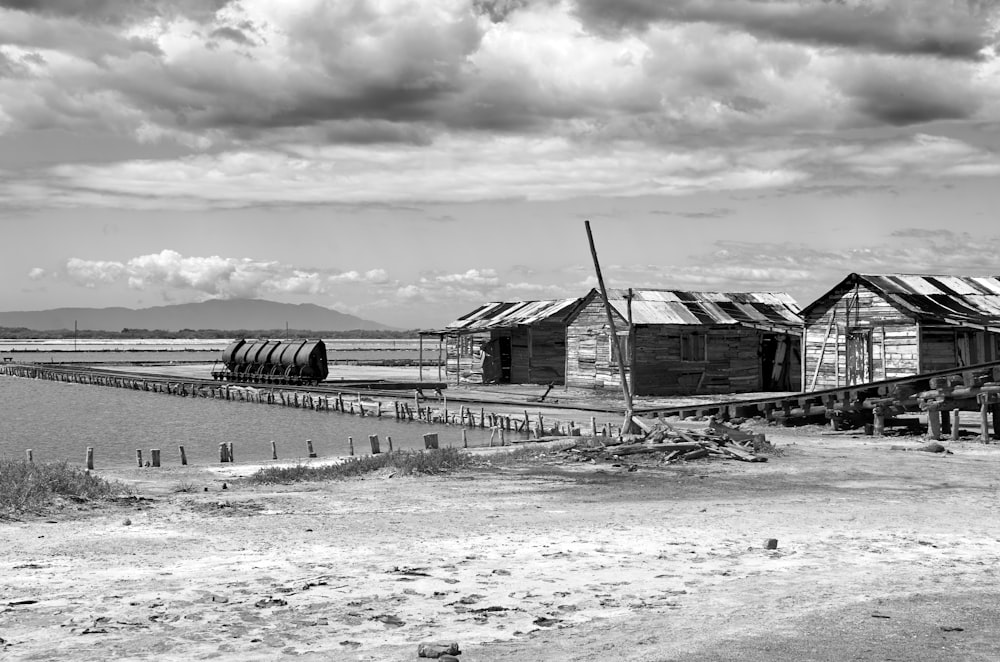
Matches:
[[0, 299, 395, 332]]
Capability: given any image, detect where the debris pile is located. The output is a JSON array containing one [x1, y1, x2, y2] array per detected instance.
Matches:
[[559, 417, 772, 464]]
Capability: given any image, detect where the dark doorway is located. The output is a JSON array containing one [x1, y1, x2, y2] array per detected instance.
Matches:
[[481, 336, 512, 384], [760, 334, 794, 391]]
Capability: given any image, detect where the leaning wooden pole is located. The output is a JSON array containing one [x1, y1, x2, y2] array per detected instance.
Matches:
[[584, 220, 634, 433]]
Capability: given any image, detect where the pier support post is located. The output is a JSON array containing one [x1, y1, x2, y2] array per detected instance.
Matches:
[[26, 449, 32, 463], [307, 439, 316, 458], [951, 409, 961, 441], [462, 430, 468, 448], [151, 449, 161, 468], [86, 447, 94, 470], [387, 436, 393, 453], [369, 435, 381, 455], [271, 441, 277, 460], [136, 449, 143, 468], [981, 400, 990, 442], [872, 407, 885, 437], [219, 443, 229, 463], [227, 442, 234, 463], [423, 433, 439, 450], [927, 408, 942, 440], [348, 436, 354, 455], [179, 445, 188, 466]]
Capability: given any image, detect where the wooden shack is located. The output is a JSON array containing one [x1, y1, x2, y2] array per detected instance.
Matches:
[[802, 273, 1000, 390], [424, 298, 584, 385], [565, 288, 803, 396]]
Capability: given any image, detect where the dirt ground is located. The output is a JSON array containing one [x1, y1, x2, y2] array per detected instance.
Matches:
[[3, 425, 1000, 662]]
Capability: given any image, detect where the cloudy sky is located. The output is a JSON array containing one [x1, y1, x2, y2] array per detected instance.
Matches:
[[2, 0, 999, 329]]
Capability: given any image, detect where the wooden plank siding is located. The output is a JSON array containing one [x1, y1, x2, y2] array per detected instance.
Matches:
[[504, 322, 567, 384], [566, 296, 801, 395], [803, 283, 918, 390], [566, 298, 623, 391], [919, 326, 1000, 374], [799, 282, 1000, 390]]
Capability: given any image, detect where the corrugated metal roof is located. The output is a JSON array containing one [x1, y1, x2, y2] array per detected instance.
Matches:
[[604, 289, 803, 331], [440, 298, 583, 334], [854, 274, 1000, 330]]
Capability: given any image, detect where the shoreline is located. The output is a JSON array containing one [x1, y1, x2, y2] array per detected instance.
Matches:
[[3, 429, 1000, 661]]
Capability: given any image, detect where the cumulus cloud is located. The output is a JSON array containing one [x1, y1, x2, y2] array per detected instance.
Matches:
[[62, 249, 392, 299], [0, 0, 997, 211]]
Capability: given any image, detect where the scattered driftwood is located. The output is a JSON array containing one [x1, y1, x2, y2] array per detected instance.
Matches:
[[557, 418, 770, 464]]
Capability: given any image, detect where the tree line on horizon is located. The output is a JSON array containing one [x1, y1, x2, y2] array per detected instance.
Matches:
[[0, 327, 421, 340]]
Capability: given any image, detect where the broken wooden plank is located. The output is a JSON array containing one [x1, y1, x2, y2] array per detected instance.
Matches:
[[719, 443, 766, 463], [611, 442, 703, 456]]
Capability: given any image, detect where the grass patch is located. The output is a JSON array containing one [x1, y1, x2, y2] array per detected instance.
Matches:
[[245, 443, 577, 485], [0, 460, 130, 518], [245, 447, 474, 484]]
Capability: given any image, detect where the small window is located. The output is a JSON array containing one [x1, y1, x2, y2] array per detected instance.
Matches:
[[680, 332, 707, 362]]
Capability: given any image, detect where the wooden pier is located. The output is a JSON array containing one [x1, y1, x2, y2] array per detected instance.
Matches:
[[0, 363, 610, 438], [635, 359, 1000, 441], [6, 358, 1000, 442]]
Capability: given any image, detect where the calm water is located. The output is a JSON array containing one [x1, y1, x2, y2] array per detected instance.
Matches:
[[0, 338, 422, 364], [0, 376, 514, 468]]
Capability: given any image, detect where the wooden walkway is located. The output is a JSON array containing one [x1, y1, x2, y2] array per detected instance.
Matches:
[[635, 359, 1000, 441]]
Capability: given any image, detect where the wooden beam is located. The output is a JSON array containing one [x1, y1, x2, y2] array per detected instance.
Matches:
[[584, 220, 634, 429]]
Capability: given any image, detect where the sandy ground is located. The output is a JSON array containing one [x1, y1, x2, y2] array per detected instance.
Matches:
[[3, 426, 1000, 661]]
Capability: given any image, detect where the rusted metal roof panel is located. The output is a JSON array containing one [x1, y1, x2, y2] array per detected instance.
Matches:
[[442, 298, 583, 333], [605, 289, 802, 330], [850, 274, 1000, 330]]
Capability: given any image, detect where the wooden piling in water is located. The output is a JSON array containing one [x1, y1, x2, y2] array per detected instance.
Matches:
[[307, 439, 316, 458], [423, 433, 439, 450], [151, 449, 161, 468], [136, 449, 143, 467], [26, 449, 32, 463], [348, 436, 354, 455], [227, 442, 234, 463], [219, 443, 228, 463], [179, 445, 188, 465], [271, 441, 277, 460], [369, 435, 381, 454], [86, 447, 94, 470]]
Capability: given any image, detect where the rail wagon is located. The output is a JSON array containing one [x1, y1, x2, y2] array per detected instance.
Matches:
[[211, 339, 328, 385]]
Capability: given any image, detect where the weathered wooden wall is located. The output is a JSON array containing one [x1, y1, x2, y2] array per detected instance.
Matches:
[[920, 326, 1000, 373], [565, 297, 625, 391], [632, 325, 765, 395], [503, 322, 567, 384], [802, 283, 1000, 390], [566, 298, 799, 395], [803, 283, 918, 390]]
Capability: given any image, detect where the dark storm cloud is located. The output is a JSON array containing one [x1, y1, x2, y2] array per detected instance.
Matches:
[[573, 0, 997, 60], [843, 64, 981, 125], [209, 26, 252, 46], [472, 0, 560, 22], [0, 0, 232, 24], [0, 10, 162, 63]]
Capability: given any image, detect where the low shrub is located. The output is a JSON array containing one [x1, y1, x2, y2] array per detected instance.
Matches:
[[246, 447, 475, 484], [245, 443, 579, 485], [0, 460, 128, 518]]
